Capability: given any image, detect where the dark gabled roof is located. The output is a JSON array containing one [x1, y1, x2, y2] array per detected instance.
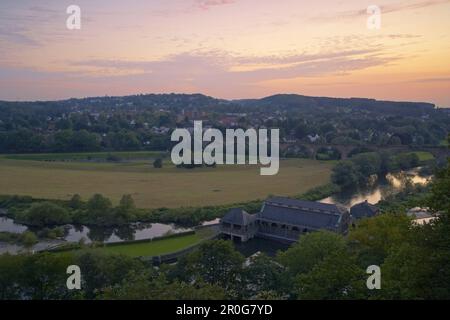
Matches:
[[260, 204, 341, 229], [221, 208, 256, 225], [350, 201, 379, 219], [265, 197, 345, 215], [260, 197, 344, 230]]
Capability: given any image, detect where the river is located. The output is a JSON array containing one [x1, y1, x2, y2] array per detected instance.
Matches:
[[0, 168, 431, 255], [320, 168, 431, 208]]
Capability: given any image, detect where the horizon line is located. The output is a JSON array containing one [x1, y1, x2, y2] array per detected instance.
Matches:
[[0, 92, 446, 108]]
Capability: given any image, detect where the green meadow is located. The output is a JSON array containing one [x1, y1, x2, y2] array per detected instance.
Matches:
[[0, 153, 333, 208], [55, 227, 216, 258]]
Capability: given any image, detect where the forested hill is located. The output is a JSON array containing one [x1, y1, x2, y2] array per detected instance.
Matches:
[[0, 93, 226, 112], [0, 93, 438, 115], [235, 94, 437, 115]]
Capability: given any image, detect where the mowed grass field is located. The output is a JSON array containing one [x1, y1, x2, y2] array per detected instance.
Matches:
[[101, 233, 201, 257], [100, 234, 203, 258], [99, 227, 215, 257], [408, 151, 435, 162], [55, 228, 215, 258], [0, 153, 333, 208]]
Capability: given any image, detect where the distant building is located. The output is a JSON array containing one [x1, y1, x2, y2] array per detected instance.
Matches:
[[151, 126, 170, 134], [307, 134, 320, 143], [350, 200, 380, 222], [220, 197, 350, 243], [407, 207, 437, 225], [219, 116, 239, 127]]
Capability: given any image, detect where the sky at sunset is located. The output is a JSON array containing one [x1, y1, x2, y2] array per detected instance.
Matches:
[[0, 0, 449, 106]]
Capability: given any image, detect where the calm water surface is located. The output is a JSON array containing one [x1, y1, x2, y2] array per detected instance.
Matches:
[[320, 169, 431, 208]]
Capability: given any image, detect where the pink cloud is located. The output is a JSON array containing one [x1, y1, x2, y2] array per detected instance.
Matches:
[[312, 0, 450, 21], [195, 0, 236, 10]]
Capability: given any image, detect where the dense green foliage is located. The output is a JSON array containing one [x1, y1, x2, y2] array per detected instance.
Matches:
[[377, 184, 430, 214], [0, 231, 38, 247], [16, 202, 71, 227], [2, 194, 138, 227]]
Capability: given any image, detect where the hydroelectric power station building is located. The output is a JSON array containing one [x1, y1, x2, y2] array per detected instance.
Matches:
[[220, 197, 351, 243]]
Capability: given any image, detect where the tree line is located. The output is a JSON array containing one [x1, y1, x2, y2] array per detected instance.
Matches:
[[2, 194, 138, 228]]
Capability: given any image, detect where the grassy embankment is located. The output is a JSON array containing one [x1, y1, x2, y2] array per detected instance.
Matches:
[[54, 227, 216, 258], [408, 151, 435, 162]]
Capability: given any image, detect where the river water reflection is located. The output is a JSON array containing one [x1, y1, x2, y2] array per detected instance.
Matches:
[[0, 219, 193, 254], [63, 223, 191, 244], [0, 216, 28, 233], [320, 168, 431, 208]]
